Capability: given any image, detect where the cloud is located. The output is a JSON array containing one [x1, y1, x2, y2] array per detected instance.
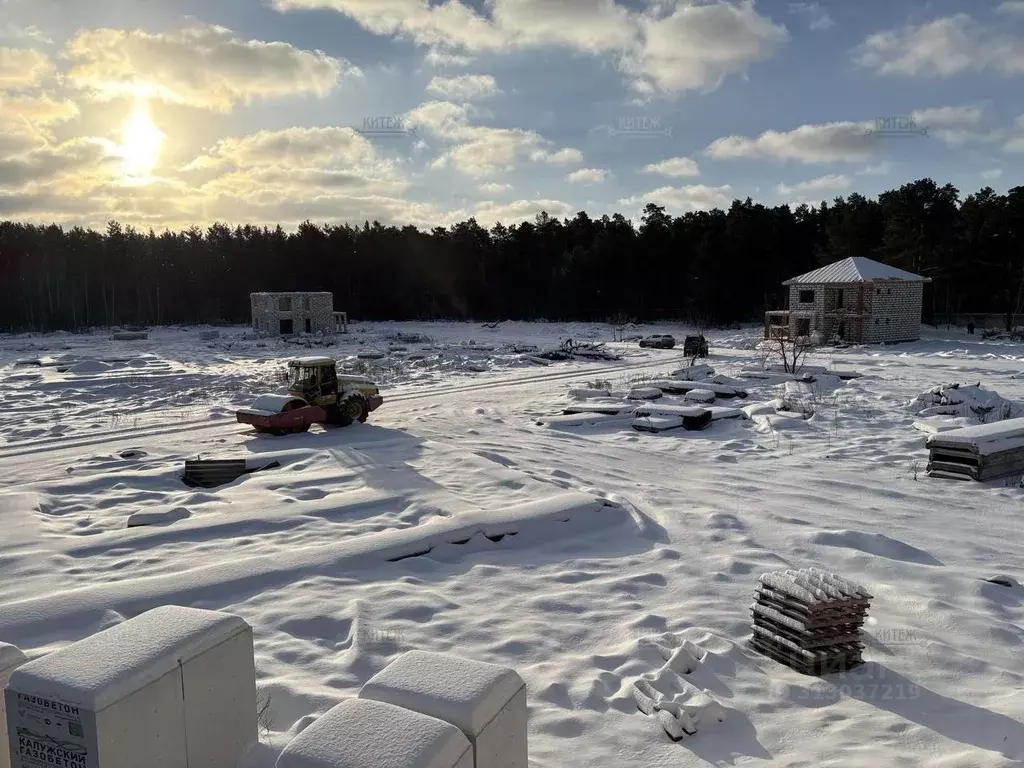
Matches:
[[0, 137, 118, 190], [854, 14, 1024, 77], [64, 24, 350, 111], [183, 127, 380, 171], [478, 181, 511, 193], [623, 2, 788, 95], [996, 1, 1024, 15], [408, 100, 581, 177], [424, 48, 474, 67], [909, 104, 1000, 145], [858, 161, 892, 176], [788, 2, 834, 31], [775, 174, 851, 197], [642, 156, 699, 177], [980, 168, 1003, 181], [0, 94, 79, 134], [1005, 115, 1024, 153], [0, 46, 52, 88], [0, 24, 54, 45], [619, 184, 734, 212], [533, 147, 583, 164], [566, 168, 609, 183], [473, 197, 573, 225], [426, 74, 500, 100], [707, 121, 877, 163], [274, 0, 787, 96]]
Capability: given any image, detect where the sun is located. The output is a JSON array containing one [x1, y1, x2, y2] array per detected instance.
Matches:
[[119, 100, 165, 184]]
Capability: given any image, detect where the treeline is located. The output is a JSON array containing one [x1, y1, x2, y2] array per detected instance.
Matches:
[[1, 178, 1021, 332]]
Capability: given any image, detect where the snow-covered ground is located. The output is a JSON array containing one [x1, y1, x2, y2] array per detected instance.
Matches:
[[1, 321, 1023, 768]]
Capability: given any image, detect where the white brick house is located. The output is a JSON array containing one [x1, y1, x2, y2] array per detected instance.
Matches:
[[764, 257, 930, 344], [250, 292, 348, 336]]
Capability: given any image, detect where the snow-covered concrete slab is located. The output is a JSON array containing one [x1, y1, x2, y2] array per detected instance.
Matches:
[[360, 650, 527, 768], [276, 698, 472, 768], [5, 606, 256, 768]]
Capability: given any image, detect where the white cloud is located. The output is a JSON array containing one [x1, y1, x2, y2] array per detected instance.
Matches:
[[981, 168, 1003, 181], [996, 2, 1024, 15], [64, 24, 351, 111], [619, 184, 734, 213], [858, 161, 892, 176], [426, 74, 500, 101], [473, 197, 573, 225], [533, 147, 583, 165], [0, 24, 54, 45], [789, 2, 834, 31], [408, 100, 580, 177], [183, 127, 381, 173], [909, 104, 1000, 145], [642, 156, 699, 177], [707, 121, 877, 163], [0, 46, 52, 88], [274, 0, 787, 96], [566, 168, 609, 184], [478, 181, 511, 193], [1005, 115, 1024, 152], [0, 137, 118, 190], [623, 2, 788, 95], [424, 48, 474, 67], [775, 173, 851, 197], [854, 14, 1024, 77]]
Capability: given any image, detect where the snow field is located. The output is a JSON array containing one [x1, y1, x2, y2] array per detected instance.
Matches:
[[1, 323, 1023, 767]]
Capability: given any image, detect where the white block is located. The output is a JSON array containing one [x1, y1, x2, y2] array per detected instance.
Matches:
[[276, 698, 472, 768], [5, 606, 256, 768], [1, 644, 28, 768], [359, 651, 527, 768]]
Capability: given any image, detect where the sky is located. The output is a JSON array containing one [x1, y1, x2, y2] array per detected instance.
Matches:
[[0, 0, 1022, 231]]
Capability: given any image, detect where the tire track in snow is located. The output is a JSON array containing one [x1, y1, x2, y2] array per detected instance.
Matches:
[[0, 354, 689, 462]]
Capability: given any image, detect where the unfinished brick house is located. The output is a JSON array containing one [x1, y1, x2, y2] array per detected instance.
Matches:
[[765, 257, 930, 344], [250, 292, 348, 336]]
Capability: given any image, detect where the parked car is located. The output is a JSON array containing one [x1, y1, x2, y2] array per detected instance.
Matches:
[[639, 334, 676, 349]]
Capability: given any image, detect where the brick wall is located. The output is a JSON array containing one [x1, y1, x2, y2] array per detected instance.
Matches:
[[784, 281, 923, 343], [250, 292, 335, 335]]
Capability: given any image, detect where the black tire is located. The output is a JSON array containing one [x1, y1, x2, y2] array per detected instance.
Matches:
[[334, 393, 369, 427]]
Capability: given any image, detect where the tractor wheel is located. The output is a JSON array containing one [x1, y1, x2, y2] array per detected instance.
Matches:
[[334, 393, 369, 426]]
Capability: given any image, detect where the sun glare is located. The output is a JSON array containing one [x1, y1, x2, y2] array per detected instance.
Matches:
[[119, 100, 164, 184]]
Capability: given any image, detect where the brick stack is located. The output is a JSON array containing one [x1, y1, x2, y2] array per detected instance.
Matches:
[[749, 567, 872, 675]]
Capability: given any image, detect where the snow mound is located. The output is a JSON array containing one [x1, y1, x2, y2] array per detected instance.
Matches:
[[683, 389, 715, 404], [629, 634, 727, 742], [67, 359, 113, 374], [908, 383, 1022, 421]]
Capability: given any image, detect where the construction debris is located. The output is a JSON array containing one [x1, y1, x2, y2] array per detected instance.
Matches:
[[909, 383, 1021, 422], [926, 417, 1024, 481], [563, 403, 634, 416], [536, 340, 620, 361], [632, 408, 713, 433], [684, 389, 715, 404], [628, 387, 664, 401], [649, 380, 748, 399], [749, 568, 872, 675]]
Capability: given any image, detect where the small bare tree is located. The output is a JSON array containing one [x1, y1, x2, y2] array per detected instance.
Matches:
[[765, 324, 811, 374]]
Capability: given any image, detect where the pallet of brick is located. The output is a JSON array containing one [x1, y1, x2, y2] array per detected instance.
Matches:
[[749, 568, 872, 676], [926, 417, 1024, 481], [5, 606, 257, 768]]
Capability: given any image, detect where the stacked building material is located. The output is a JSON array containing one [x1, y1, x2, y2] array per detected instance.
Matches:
[[749, 568, 872, 675], [926, 417, 1024, 481]]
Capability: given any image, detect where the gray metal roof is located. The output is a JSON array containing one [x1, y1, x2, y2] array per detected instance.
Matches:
[[783, 257, 930, 285]]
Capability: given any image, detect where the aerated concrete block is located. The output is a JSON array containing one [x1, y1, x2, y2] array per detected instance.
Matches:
[[5, 606, 256, 768], [276, 698, 472, 768], [1, 644, 27, 768], [360, 650, 527, 768]]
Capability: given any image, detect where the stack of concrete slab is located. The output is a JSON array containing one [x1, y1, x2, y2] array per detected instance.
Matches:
[[4, 605, 257, 768], [749, 568, 872, 675], [926, 417, 1024, 481]]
